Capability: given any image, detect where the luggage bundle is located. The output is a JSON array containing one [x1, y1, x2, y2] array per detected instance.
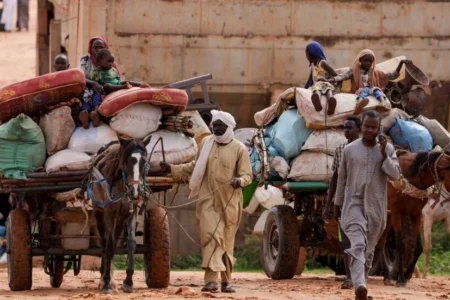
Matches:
[[0, 70, 211, 179]]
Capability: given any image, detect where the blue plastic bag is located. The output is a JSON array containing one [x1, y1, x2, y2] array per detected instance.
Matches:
[[271, 109, 312, 160], [388, 118, 433, 152]]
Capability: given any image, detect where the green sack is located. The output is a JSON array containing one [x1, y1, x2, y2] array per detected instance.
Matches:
[[0, 114, 46, 179]]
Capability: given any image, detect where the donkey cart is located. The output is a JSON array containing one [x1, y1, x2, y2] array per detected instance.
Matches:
[[1, 168, 176, 292]]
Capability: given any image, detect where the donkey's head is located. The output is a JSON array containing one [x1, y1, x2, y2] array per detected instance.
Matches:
[[119, 136, 152, 200]]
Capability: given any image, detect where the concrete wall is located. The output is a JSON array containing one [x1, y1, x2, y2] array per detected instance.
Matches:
[[52, 0, 450, 93]]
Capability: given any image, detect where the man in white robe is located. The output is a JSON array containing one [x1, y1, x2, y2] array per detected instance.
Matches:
[[335, 110, 401, 300], [161, 110, 252, 293]]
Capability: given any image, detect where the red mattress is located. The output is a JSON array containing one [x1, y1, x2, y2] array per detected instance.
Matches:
[[0, 69, 85, 123], [99, 87, 188, 117]]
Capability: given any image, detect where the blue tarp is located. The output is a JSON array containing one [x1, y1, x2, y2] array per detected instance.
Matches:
[[388, 118, 433, 152]]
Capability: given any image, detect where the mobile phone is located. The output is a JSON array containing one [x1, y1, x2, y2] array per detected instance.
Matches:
[[377, 125, 383, 143]]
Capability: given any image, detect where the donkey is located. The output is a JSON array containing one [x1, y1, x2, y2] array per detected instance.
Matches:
[[421, 190, 450, 278], [89, 136, 151, 294], [382, 150, 450, 286]]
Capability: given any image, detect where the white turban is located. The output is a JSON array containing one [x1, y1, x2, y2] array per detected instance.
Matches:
[[211, 109, 236, 129], [189, 110, 236, 198]]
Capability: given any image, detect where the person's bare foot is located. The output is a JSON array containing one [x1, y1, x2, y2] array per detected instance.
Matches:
[[311, 93, 323, 112], [354, 98, 369, 115], [79, 110, 90, 129], [90, 111, 101, 127], [327, 96, 337, 115]]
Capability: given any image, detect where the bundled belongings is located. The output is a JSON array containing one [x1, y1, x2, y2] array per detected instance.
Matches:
[[288, 151, 333, 182], [145, 130, 197, 167], [0, 114, 46, 179], [380, 108, 412, 134], [98, 87, 188, 117], [68, 123, 119, 155], [388, 118, 433, 152], [45, 149, 91, 173], [0, 69, 85, 123], [161, 115, 194, 138], [109, 102, 162, 139], [294, 87, 391, 129], [180, 110, 211, 144], [417, 116, 450, 149], [39, 106, 76, 155]]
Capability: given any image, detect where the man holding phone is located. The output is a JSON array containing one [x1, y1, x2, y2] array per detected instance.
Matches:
[[335, 110, 401, 300]]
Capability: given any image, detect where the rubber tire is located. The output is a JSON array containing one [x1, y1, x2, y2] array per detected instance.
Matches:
[[50, 256, 64, 288], [262, 205, 300, 280], [144, 207, 170, 288], [295, 247, 307, 276], [381, 217, 416, 280], [7, 209, 32, 291]]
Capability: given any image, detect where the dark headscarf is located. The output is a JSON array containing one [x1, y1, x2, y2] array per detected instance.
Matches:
[[304, 41, 327, 89]]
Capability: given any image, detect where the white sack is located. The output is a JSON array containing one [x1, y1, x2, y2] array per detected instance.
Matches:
[[381, 108, 411, 133], [45, 149, 91, 173], [68, 123, 119, 155], [146, 130, 197, 166], [39, 106, 75, 155], [253, 185, 285, 210], [301, 129, 347, 155], [269, 156, 290, 180], [109, 103, 162, 139]]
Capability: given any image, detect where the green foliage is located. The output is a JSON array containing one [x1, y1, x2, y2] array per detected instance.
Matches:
[[171, 254, 202, 270], [416, 221, 450, 275]]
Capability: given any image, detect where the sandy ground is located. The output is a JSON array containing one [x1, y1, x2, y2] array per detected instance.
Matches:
[[0, 0, 37, 88], [1, 268, 450, 300]]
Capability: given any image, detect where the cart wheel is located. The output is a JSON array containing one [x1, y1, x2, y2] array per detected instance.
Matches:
[[295, 247, 307, 276], [144, 207, 170, 288], [262, 205, 300, 280], [50, 256, 65, 288], [7, 209, 32, 291]]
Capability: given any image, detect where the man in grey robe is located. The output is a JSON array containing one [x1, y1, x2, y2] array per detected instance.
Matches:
[[335, 110, 401, 300]]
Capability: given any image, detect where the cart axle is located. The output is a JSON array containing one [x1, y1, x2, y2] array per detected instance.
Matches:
[[31, 245, 148, 257]]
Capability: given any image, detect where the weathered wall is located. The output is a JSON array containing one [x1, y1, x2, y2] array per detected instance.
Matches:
[[56, 0, 450, 92]]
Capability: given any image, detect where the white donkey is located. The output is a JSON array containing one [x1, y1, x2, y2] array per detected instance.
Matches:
[[421, 188, 450, 278]]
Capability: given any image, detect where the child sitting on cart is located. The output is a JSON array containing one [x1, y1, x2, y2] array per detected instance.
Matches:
[[304, 41, 340, 115], [79, 49, 149, 129], [320, 49, 411, 115]]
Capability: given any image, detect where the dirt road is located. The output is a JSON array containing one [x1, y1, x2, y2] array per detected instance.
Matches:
[[0, 268, 449, 300], [0, 0, 37, 89]]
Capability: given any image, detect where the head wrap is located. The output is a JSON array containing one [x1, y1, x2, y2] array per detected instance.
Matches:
[[211, 110, 236, 144], [88, 36, 120, 74], [305, 41, 327, 89], [189, 110, 236, 198], [351, 49, 380, 93]]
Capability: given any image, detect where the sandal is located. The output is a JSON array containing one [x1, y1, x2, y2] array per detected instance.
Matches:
[[221, 282, 235, 293], [201, 282, 218, 293], [355, 286, 368, 300], [341, 278, 353, 289]]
